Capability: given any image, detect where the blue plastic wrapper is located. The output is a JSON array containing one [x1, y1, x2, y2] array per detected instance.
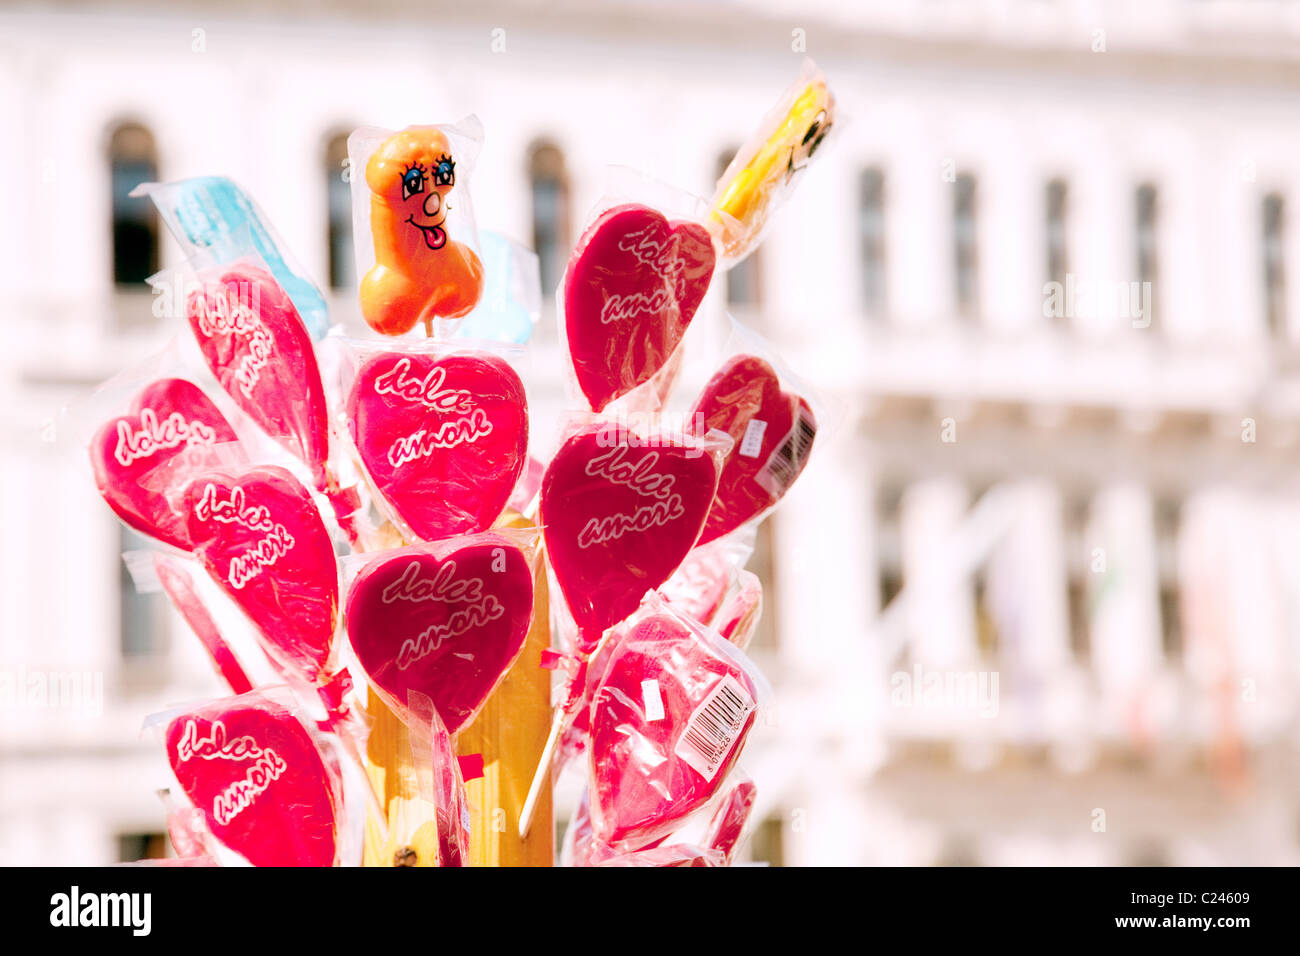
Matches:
[[452, 230, 540, 345], [134, 176, 330, 340]]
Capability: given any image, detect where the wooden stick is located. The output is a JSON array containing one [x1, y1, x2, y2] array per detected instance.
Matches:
[[459, 514, 554, 865]]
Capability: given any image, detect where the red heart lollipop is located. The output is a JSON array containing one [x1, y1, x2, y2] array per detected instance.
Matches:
[[182, 465, 338, 683], [690, 355, 816, 544], [563, 204, 715, 412], [186, 262, 331, 486], [165, 692, 339, 867], [540, 424, 718, 647], [89, 378, 239, 550], [347, 351, 528, 541], [588, 611, 758, 850], [345, 533, 533, 734]]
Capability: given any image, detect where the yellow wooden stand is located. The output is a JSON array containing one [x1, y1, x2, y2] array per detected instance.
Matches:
[[361, 516, 554, 867]]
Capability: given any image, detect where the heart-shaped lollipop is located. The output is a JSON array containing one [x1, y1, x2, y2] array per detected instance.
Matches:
[[347, 351, 528, 541], [690, 355, 815, 544], [182, 465, 338, 682], [345, 533, 533, 734], [540, 424, 718, 647], [90, 378, 239, 550], [166, 692, 339, 867], [186, 262, 331, 485], [588, 611, 758, 850], [563, 204, 715, 412]]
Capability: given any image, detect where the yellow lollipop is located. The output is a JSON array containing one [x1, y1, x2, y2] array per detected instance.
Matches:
[[711, 74, 835, 262]]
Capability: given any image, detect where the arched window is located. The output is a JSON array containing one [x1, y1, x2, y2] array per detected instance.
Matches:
[[858, 167, 887, 317], [325, 131, 354, 290], [717, 148, 764, 311], [108, 122, 159, 287], [528, 141, 570, 297], [952, 172, 979, 320], [1135, 182, 1159, 330], [1263, 192, 1286, 339], [1045, 179, 1069, 290]]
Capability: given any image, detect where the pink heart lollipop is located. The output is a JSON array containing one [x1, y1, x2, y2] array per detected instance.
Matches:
[[540, 424, 718, 647], [345, 533, 533, 734], [347, 351, 528, 541], [89, 378, 239, 550], [186, 262, 331, 486], [165, 692, 339, 867], [182, 465, 338, 683], [563, 204, 715, 412], [588, 611, 758, 850], [690, 355, 815, 544]]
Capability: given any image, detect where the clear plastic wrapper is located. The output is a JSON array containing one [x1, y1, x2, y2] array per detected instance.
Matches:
[[350, 120, 485, 336], [657, 538, 744, 627], [586, 596, 767, 851], [177, 463, 340, 686], [559, 171, 717, 412], [88, 375, 242, 551], [563, 778, 758, 867], [152, 553, 255, 694], [335, 337, 529, 542], [155, 687, 345, 867], [539, 416, 729, 651], [342, 529, 535, 735], [407, 691, 470, 866], [714, 569, 763, 650], [133, 176, 330, 339], [700, 775, 757, 865], [707, 58, 837, 266]]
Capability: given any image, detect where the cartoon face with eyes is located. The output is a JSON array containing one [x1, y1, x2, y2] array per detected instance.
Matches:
[[394, 151, 456, 249], [361, 127, 484, 335]]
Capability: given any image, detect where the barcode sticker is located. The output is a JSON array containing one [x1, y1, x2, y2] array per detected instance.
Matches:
[[753, 409, 816, 499], [738, 419, 767, 459], [673, 674, 755, 780], [642, 679, 665, 721]]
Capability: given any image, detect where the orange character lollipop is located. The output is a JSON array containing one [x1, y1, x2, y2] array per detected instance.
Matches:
[[360, 127, 484, 336]]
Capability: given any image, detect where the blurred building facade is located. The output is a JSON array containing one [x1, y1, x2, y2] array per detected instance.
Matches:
[[2, 0, 1299, 865]]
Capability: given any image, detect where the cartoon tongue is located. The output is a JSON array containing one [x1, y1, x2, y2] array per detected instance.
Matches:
[[540, 423, 718, 648], [588, 611, 758, 850], [563, 204, 715, 412], [347, 350, 528, 541], [165, 691, 339, 867], [344, 533, 533, 734], [90, 377, 239, 550], [186, 261, 331, 486], [422, 225, 447, 250], [182, 465, 339, 684], [690, 355, 816, 544]]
